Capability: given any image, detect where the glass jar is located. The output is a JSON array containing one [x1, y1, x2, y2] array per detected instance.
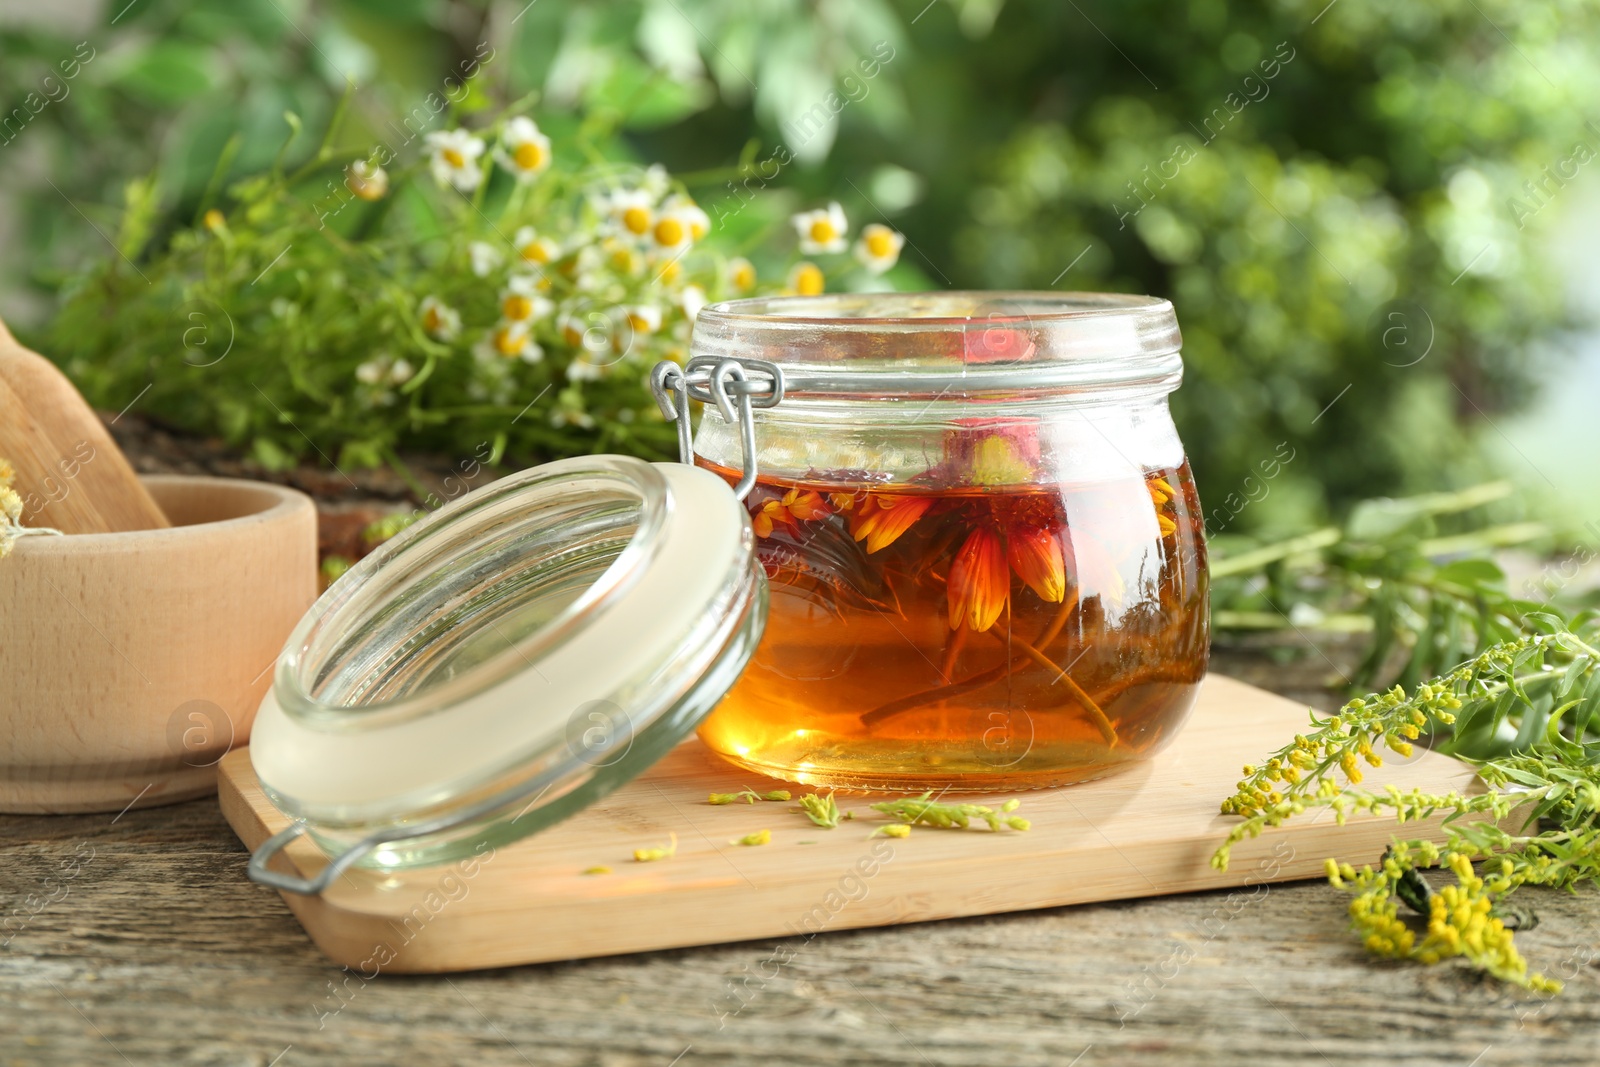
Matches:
[[683, 292, 1209, 792], [247, 455, 765, 877]]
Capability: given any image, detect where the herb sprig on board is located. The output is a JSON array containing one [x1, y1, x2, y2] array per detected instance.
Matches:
[[1214, 612, 1600, 991]]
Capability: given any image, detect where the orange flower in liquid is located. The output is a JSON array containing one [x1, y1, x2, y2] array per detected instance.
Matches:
[[696, 457, 1209, 792]]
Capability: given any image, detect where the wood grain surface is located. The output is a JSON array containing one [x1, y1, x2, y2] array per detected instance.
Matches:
[[218, 675, 1476, 974], [2, 650, 1598, 1065]]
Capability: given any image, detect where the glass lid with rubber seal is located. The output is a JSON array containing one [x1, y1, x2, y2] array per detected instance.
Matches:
[[245, 453, 766, 892]]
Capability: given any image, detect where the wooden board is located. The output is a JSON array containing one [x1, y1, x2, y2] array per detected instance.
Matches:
[[218, 674, 1478, 974]]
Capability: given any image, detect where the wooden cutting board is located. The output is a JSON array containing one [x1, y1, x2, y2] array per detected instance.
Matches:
[[217, 674, 1479, 974]]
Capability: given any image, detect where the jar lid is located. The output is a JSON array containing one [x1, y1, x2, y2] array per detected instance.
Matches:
[[246, 455, 765, 891], [689, 291, 1182, 398]]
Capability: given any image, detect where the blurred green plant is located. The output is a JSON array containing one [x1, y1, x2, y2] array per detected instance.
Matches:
[[1209, 480, 1562, 694], [4, 0, 1596, 524], [42, 93, 900, 471], [936, 0, 1600, 530]]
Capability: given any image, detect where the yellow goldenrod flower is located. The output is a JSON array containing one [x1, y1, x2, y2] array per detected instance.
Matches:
[[494, 116, 552, 181], [345, 159, 389, 201], [853, 223, 905, 274], [792, 202, 848, 254], [787, 261, 825, 296], [419, 295, 461, 341], [424, 128, 486, 192], [727, 257, 757, 293], [633, 831, 677, 863]]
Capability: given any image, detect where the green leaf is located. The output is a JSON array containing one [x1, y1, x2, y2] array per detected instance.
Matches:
[[109, 42, 217, 106], [1435, 559, 1506, 586]]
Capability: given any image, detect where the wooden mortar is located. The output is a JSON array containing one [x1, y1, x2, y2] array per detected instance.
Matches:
[[0, 475, 317, 814]]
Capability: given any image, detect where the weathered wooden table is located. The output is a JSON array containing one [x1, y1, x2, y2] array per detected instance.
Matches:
[[4, 644, 1598, 1066]]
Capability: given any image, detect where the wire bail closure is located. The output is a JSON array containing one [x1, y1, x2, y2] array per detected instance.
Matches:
[[650, 356, 784, 501]]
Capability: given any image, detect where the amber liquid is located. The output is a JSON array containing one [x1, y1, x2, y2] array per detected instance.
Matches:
[[697, 460, 1210, 791]]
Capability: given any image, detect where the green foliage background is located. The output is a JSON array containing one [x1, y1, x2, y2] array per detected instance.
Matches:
[[2, 0, 1595, 531]]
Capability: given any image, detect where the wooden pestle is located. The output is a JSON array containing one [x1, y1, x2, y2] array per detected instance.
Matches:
[[0, 317, 169, 533]]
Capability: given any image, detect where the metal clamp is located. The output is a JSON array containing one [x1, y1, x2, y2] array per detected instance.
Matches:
[[248, 820, 379, 895], [650, 356, 784, 501]]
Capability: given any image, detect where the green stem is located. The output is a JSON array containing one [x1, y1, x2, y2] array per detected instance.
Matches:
[[1210, 527, 1341, 579]]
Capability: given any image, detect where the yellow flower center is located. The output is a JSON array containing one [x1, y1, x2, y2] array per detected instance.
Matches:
[[968, 436, 1032, 485], [809, 218, 837, 243], [611, 247, 638, 273], [503, 294, 534, 320], [794, 263, 824, 296], [563, 323, 584, 347], [865, 229, 895, 257], [494, 328, 523, 356], [513, 141, 545, 171], [521, 241, 551, 263], [731, 262, 756, 291], [658, 258, 682, 284], [689, 216, 708, 240], [203, 209, 225, 231], [442, 147, 466, 168], [423, 306, 443, 333], [622, 205, 652, 235], [628, 312, 655, 332], [654, 217, 686, 246]]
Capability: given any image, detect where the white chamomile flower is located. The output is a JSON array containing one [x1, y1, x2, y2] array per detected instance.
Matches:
[[494, 116, 552, 181], [606, 188, 655, 240], [420, 295, 461, 341], [640, 164, 671, 200], [469, 241, 504, 278], [854, 223, 906, 275], [475, 322, 544, 364], [622, 304, 662, 335], [786, 261, 825, 296], [354, 355, 412, 404], [726, 257, 757, 293], [512, 226, 561, 266], [651, 253, 685, 288], [603, 238, 645, 277], [425, 129, 486, 193], [345, 160, 389, 201], [792, 202, 848, 255], [500, 276, 555, 323], [558, 309, 588, 350], [566, 358, 603, 382], [661, 194, 710, 241], [679, 284, 707, 321], [650, 207, 695, 253]]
